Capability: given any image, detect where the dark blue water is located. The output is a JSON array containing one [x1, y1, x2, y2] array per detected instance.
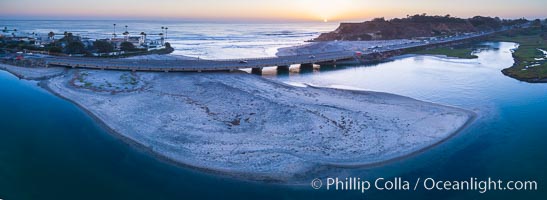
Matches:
[[0, 42, 546, 199], [0, 72, 306, 199], [272, 42, 547, 199]]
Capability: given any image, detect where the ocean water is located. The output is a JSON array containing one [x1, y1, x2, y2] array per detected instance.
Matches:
[[0, 21, 546, 199], [270, 42, 547, 199], [0, 20, 337, 59]]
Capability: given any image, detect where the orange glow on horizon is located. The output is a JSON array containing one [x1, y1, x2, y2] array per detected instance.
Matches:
[[0, 0, 545, 21]]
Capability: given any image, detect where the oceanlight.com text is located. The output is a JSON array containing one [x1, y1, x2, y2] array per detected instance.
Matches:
[[311, 177, 538, 194]]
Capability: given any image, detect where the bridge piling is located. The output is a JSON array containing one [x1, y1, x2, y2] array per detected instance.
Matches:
[[299, 63, 314, 73], [277, 65, 290, 71], [300, 63, 314, 68], [251, 67, 263, 75]]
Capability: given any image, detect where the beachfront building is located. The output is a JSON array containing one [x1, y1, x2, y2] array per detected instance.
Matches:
[[127, 36, 144, 48], [145, 39, 164, 51], [109, 35, 163, 51], [0, 27, 52, 46], [31, 36, 54, 47], [80, 37, 95, 48], [109, 37, 126, 50], [3, 35, 46, 47], [2, 26, 169, 56]]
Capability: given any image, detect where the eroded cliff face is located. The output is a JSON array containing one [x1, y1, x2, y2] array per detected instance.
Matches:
[[314, 15, 506, 41], [315, 20, 476, 41]]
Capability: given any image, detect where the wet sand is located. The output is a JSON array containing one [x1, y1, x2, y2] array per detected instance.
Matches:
[[37, 68, 475, 182]]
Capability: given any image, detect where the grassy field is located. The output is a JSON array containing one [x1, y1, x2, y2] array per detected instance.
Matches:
[[413, 46, 479, 59], [491, 28, 547, 82], [412, 26, 547, 82]]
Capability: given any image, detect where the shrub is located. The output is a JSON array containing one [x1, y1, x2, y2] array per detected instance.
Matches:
[[65, 41, 86, 54], [93, 40, 114, 53], [120, 41, 136, 51], [49, 46, 63, 53]]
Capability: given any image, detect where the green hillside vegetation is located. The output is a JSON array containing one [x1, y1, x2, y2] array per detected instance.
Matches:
[[493, 20, 547, 82], [413, 46, 478, 59]]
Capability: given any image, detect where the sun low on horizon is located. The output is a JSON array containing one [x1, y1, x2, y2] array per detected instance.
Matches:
[[0, 0, 546, 21]]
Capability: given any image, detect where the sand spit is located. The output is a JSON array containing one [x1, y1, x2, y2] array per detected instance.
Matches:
[[0, 63, 65, 80], [43, 69, 474, 182]]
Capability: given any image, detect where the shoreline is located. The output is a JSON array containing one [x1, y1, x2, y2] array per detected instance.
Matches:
[[305, 85, 478, 169], [501, 70, 547, 83], [501, 48, 547, 83], [0, 61, 476, 184], [37, 79, 255, 182], [40, 73, 476, 184], [0, 63, 66, 80]]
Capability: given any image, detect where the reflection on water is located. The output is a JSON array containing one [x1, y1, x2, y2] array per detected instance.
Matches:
[[268, 42, 547, 199], [271, 42, 537, 108], [0, 42, 545, 199]]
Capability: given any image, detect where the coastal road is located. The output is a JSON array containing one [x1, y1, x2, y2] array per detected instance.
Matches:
[[45, 51, 357, 72], [44, 24, 528, 72]]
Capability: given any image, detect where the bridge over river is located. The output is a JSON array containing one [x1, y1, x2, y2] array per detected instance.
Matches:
[[44, 24, 527, 73], [45, 51, 357, 73]]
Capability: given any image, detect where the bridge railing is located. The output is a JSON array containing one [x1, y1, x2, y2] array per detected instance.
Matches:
[[211, 50, 355, 62]]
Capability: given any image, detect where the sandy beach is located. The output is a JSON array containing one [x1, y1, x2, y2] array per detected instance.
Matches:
[[0, 51, 477, 183], [0, 63, 66, 80], [11, 66, 474, 183]]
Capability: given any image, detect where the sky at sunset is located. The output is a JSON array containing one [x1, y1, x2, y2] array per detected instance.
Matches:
[[1, 0, 546, 22]]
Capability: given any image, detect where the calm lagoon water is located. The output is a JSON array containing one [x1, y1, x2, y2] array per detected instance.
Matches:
[[270, 42, 547, 199], [0, 20, 546, 199]]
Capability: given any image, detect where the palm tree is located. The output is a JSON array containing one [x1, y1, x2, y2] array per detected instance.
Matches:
[[123, 25, 129, 41], [160, 27, 166, 45], [48, 31, 55, 42], [140, 32, 147, 47], [159, 32, 164, 45], [113, 24, 117, 38], [140, 32, 147, 40], [164, 27, 168, 41]]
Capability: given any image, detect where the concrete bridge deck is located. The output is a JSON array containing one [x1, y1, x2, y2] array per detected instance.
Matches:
[[45, 51, 357, 72]]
